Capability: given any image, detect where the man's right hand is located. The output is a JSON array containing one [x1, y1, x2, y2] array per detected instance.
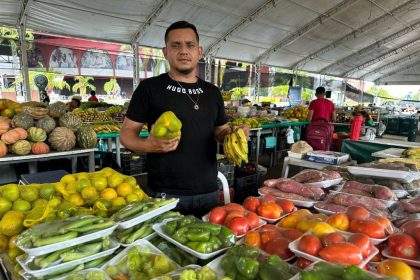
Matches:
[[146, 134, 180, 153]]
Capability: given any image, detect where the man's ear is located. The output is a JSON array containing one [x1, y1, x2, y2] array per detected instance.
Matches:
[[198, 46, 204, 59], [163, 47, 167, 59]]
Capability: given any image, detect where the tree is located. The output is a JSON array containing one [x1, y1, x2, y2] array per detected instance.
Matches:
[[412, 91, 420, 101], [367, 86, 394, 99], [14, 70, 70, 92], [72, 76, 96, 95], [104, 78, 120, 95]]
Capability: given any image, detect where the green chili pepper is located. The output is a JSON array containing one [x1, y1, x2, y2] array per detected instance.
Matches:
[[235, 257, 260, 280], [163, 220, 178, 235], [71, 220, 114, 233], [172, 227, 189, 244], [186, 228, 211, 242], [33, 231, 78, 247], [186, 223, 221, 235]]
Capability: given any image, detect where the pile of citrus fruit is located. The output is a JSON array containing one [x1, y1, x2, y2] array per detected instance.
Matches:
[[282, 105, 309, 121]]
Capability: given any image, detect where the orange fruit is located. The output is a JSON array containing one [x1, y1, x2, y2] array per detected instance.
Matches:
[[108, 174, 124, 188], [116, 183, 132, 197], [68, 193, 84, 207], [111, 197, 127, 211], [91, 176, 107, 191], [101, 188, 118, 201], [60, 174, 76, 185], [377, 259, 415, 280], [81, 186, 98, 200]]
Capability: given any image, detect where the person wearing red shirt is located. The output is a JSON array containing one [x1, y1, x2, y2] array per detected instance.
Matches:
[[307, 86, 336, 122], [88, 91, 98, 102]]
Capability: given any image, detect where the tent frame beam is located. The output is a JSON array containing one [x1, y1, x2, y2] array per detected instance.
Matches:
[[375, 60, 420, 84], [291, 0, 419, 70], [255, 0, 356, 64]]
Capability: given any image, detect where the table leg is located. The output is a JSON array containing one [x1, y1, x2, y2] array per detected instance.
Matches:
[[88, 152, 95, 172], [71, 158, 77, 173], [116, 137, 121, 167], [107, 139, 112, 152], [281, 157, 290, 178], [28, 162, 38, 174], [255, 130, 261, 167]]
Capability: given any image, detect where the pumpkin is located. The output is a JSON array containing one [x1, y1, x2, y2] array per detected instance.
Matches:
[[11, 113, 34, 129], [22, 106, 49, 120], [0, 117, 10, 135], [1, 129, 20, 144], [13, 128, 27, 140], [48, 127, 76, 151], [48, 102, 68, 118], [36, 115, 56, 133], [76, 127, 97, 149], [27, 127, 47, 142], [0, 140, 7, 157], [32, 142, 50, 155], [12, 140, 31, 155], [59, 112, 82, 132]]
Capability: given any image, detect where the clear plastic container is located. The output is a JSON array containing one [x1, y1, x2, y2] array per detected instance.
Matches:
[[258, 190, 316, 208], [382, 248, 420, 268], [55, 268, 111, 280], [305, 178, 343, 188], [202, 212, 267, 237], [347, 166, 420, 183]]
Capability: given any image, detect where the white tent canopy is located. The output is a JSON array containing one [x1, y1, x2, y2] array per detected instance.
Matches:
[[2, 0, 420, 85]]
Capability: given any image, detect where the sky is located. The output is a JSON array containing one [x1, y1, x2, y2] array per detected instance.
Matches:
[[379, 85, 420, 98]]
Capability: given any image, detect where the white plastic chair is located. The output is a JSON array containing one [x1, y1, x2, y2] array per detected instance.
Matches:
[[217, 171, 231, 204]]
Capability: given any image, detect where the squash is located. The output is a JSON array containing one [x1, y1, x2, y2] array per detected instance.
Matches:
[[0, 140, 7, 157], [11, 113, 34, 129], [0, 116, 10, 135], [48, 127, 76, 151], [31, 142, 50, 155], [22, 106, 49, 120], [27, 127, 47, 142], [13, 127, 27, 140], [0, 211, 25, 237], [48, 102, 68, 118], [76, 127, 97, 149], [12, 140, 31, 156], [36, 115, 56, 133], [59, 112, 81, 132], [1, 130, 20, 144]]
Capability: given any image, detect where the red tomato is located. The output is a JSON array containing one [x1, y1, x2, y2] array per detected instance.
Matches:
[[347, 206, 370, 221], [400, 220, 420, 236], [319, 242, 363, 265], [349, 219, 385, 239], [296, 257, 313, 269], [281, 228, 303, 241], [243, 196, 261, 213], [388, 233, 418, 260], [321, 232, 345, 247], [276, 199, 295, 213], [244, 231, 261, 247], [348, 233, 372, 257], [227, 216, 250, 236], [371, 216, 393, 234], [208, 207, 227, 225], [263, 237, 294, 260], [245, 212, 260, 229], [298, 235, 323, 256], [257, 202, 283, 219], [261, 230, 283, 246], [223, 210, 243, 226], [224, 203, 244, 214], [261, 194, 277, 203]]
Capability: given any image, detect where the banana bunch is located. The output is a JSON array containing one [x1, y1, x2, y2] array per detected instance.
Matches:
[[223, 128, 248, 167], [90, 124, 121, 133], [402, 148, 420, 159]]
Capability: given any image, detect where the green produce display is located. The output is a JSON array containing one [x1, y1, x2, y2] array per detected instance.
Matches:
[[114, 211, 182, 244], [150, 111, 182, 140], [28, 237, 112, 270], [299, 262, 397, 280], [150, 236, 198, 267], [16, 215, 116, 249], [112, 198, 177, 223], [158, 266, 220, 280], [162, 216, 236, 254], [66, 269, 108, 280], [220, 244, 299, 280], [104, 242, 177, 280]]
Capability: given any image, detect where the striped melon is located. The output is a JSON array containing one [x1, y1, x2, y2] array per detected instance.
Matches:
[[76, 127, 97, 149]]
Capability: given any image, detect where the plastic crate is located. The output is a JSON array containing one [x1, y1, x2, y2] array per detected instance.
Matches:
[[120, 150, 147, 175], [217, 159, 235, 187], [233, 169, 259, 204], [385, 117, 399, 135], [398, 117, 418, 139]]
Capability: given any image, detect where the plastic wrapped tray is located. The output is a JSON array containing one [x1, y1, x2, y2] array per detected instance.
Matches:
[[116, 199, 179, 229], [347, 166, 420, 183], [313, 205, 336, 215], [54, 268, 111, 280], [151, 265, 205, 280], [258, 190, 316, 208], [202, 213, 267, 237], [382, 248, 420, 268], [152, 221, 230, 260], [305, 178, 343, 188], [289, 232, 378, 268], [17, 238, 120, 278], [16, 217, 118, 257], [259, 208, 297, 224], [120, 232, 157, 247], [329, 188, 397, 208]]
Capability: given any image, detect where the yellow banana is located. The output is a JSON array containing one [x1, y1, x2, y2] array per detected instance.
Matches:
[[235, 128, 248, 154], [230, 132, 247, 163]]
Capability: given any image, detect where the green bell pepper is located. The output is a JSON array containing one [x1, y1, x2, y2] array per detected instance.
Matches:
[[220, 254, 238, 280], [217, 226, 236, 247], [186, 223, 221, 235], [164, 220, 178, 235], [258, 256, 293, 280], [235, 257, 259, 280], [186, 228, 211, 242], [172, 227, 189, 244], [186, 241, 213, 254], [343, 266, 375, 280]]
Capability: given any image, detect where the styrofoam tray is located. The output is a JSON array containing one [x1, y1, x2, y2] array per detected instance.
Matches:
[[371, 148, 405, 159], [305, 178, 343, 188], [19, 264, 83, 280], [258, 190, 316, 208], [54, 268, 111, 280], [151, 265, 202, 280], [288, 151, 306, 159], [202, 213, 267, 237], [16, 223, 118, 257], [382, 248, 420, 268], [392, 189, 409, 199], [116, 198, 179, 229], [347, 166, 420, 183], [313, 205, 336, 215], [339, 230, 388, 246], [152, 222, 231, 260], [120, 232, 157, 247], [289, 232, 379, 268], [329, 189, 397, 208], [259, 208, 297, 224], [17, 238, 120, 278]]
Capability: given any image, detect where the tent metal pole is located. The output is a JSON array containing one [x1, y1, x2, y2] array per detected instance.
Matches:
[[254, 63, 261, 102], [18, 25, 31, 101], [205, 55, 212, 83], [132, 43, 139, 90]]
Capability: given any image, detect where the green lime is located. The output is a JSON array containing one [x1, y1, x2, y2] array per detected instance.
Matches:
[[93, 199, 111, 211], [2, 184, 20, 202], [12, 200, 31, 212], [123, 176, 137, 188], [20, 187, 38, 202], [0, 198, 12, 216], [75, 178, 91, 192], [126, 193, 140, 204], [39, 184, 57, 200]]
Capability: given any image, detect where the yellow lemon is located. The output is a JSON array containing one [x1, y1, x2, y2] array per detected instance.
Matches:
[[133, 189, 147, 201], [116, 183, 132, 197], [108, 174, 124, 188], [126, 193, 140, 204], [99, 167, 115, 177], [75, 172, 89, 180], [39, 184, 57, 200], [91, 176, 108, 191], [111, 197, 127, 211], [12, 200, 31, 212], [101, 188, 118, 201], [75, 178, 91, 192], [60, 174, 76, 185], [124, 176, 137, 188], [81, 186, 98, 201], [68, 193, 84, 207], [0, 197, 12, 216], [65, 182, 77, 194]]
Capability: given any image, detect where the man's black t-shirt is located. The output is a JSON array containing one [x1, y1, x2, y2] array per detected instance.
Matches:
[[126, 73, 227, 195]]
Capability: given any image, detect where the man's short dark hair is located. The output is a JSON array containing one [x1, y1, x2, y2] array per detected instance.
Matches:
[[316, 87, 326, 94], [91, 90, 95, 95], [72, 98, 81, 107], [164, 21, 199, 43]]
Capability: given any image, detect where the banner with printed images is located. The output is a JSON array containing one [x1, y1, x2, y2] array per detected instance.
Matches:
[[49, 47, 78, 75]]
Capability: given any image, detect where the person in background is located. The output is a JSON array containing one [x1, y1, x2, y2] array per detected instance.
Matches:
[[88, 90, 98, 102], [69, 96, 81, 111], [120, 21, 249, 217], [360, 110, 375, 127], [307, 86, 336, 122]]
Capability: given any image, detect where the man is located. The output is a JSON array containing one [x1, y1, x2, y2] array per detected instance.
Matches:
[[69, 95, 81, 111], [307, 86, 336, 122], [88, 90, 98, 102], [120, 21, 248, 216]]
